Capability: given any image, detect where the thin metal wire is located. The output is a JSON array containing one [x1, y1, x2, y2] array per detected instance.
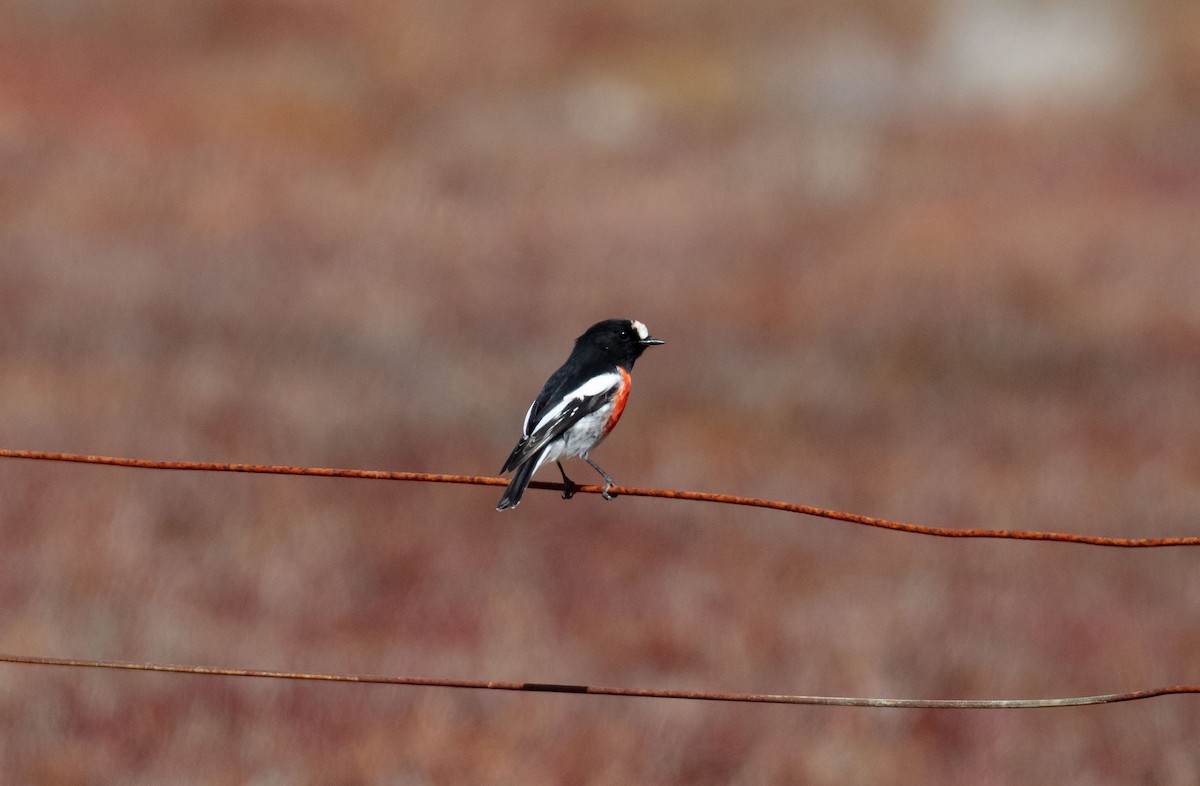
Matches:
[[1, 653, 1197, 708], [3, 448, 1198, 547], [3, 450, 1198, 707]]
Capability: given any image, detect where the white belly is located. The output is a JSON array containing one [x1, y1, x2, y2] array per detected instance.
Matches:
[[539, 402, 614, 464]]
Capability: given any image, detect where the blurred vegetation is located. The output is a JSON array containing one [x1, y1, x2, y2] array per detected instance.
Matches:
[[2, 0, 1200, 783]]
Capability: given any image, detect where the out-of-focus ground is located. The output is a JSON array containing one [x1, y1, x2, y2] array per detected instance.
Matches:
[[2, 0, 1200, 782]]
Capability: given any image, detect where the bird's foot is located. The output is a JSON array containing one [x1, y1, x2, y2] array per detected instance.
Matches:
[[601, 483, 617, 501]]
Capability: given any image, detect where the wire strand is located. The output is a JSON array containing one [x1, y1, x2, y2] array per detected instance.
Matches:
[[1, 653, 1197, 708], [3, 448, 1198, 547]]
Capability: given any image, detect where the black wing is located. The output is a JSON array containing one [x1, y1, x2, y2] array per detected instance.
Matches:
[[500, 389, 613, 473]]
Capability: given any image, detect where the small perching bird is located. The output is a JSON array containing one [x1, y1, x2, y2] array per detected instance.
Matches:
[[496, 319, 664, 510]]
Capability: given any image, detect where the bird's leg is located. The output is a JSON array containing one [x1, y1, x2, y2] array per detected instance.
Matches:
[[556, 461, 578, 500], [584, 456, 618, 500]]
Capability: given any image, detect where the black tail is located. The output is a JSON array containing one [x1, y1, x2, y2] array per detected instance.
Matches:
[[497, 456, 539, 511]]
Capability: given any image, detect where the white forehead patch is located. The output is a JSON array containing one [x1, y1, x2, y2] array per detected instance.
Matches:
[[631, 320, 649, 340]]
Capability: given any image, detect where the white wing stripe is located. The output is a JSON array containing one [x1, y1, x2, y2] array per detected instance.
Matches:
[[528, 371, 622, 436]]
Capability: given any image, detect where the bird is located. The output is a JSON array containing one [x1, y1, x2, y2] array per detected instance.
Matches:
[[496, 318, 664, 510]]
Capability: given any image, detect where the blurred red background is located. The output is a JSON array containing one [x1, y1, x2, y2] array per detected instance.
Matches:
[[2, 0, 1199, 782]]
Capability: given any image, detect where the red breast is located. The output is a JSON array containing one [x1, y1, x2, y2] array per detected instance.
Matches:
[[603, 367, 632, 435]]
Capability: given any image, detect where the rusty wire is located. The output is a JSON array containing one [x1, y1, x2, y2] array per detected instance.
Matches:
[[2, 653, 1198, 709], [2, 448, 1198, 547], [3, 448, 1199, 708]]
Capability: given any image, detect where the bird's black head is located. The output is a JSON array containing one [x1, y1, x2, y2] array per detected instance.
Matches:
[[576, 318, 664, 370]]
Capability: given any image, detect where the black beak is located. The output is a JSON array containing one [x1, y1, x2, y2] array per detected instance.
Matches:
[[641, 337, 665, 346]]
